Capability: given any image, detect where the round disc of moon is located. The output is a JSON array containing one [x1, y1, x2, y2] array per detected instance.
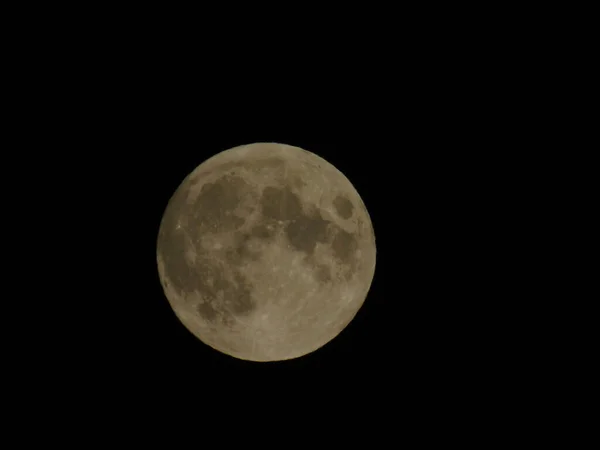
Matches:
[[156, 143, 376, 362]]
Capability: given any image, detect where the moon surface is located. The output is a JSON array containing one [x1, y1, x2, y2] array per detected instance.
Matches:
[[156, 143, 376, 361]]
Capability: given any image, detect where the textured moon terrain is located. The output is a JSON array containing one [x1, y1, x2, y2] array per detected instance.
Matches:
[[156, 143, 376, 361]]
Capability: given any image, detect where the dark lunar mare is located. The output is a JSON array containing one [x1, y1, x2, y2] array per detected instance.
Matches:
[[331, 228, 358, 263], [285, 213, 329, 255], [258, 183, 360, 279], [259, 185, 331, 256], [188, 174, 249, 233], [159, 172, 258, 324], [333, 195, 354, 219], [260, 186, 303, 221]]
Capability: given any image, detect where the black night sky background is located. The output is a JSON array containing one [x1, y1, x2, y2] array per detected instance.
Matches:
[[37, 29, 531, 420], [7, 5, 569, 440], [91, 94, 511, 406]]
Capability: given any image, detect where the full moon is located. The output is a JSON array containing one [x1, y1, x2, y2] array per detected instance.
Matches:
[[156, 143, 376, 361]]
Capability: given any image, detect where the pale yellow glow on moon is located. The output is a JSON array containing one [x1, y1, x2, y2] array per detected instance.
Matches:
[[156, 143, 376, 361]]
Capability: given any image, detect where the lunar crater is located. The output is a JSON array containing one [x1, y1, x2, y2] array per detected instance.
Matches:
[[333, 194, 354, 219]]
